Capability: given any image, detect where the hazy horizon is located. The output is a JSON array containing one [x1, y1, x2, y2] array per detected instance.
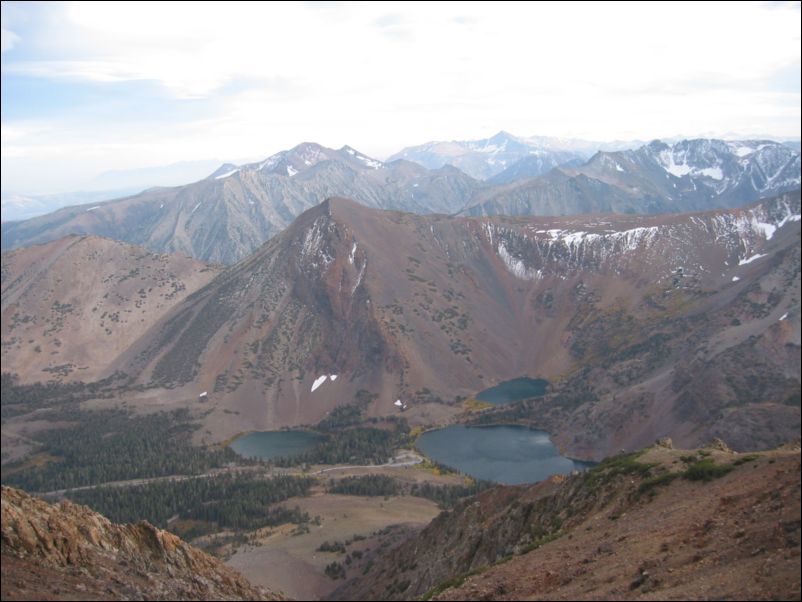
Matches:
[[2, 1, 800, 194]]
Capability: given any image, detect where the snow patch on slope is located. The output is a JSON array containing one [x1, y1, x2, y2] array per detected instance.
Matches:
[[498, 241, 541, 280], [739, 253, 767, 266], [356, 154, 382, 169], [215, 169, 239, 180], [311, 375, 328, 392]]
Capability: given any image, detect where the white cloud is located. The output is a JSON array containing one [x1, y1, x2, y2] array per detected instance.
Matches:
[[1, 1, 800, 192], [1, 28, 20, 53], [8, 2, 798, 100]]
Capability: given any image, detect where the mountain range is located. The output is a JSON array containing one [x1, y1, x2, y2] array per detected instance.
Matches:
[[388, 130, 640, 179], [4, 191, 797, 459], [462, 138, 801, 217], [2, 138, 798, 266], [1, 143, 480, 264]]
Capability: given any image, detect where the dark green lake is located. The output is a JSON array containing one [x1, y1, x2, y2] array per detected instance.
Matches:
[[229, 430, 321, 461], [416, 425, 590, 485], [475, 377, 549, 405]]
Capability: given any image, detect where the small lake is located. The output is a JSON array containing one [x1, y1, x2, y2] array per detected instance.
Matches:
[[475, 377, 549, 405], [416, 425, 590, 485], [229, 430, 321, 461]]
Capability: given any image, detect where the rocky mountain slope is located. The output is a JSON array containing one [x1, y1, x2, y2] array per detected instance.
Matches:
[[487, 152, 584, 185], [333, 441, 801, 601], [5, 138, 797, 266], [107, 191, 799, 456], [1, 188, 145, 223], [1, 235, 219, 383], [1, 143, 480, 264], [388, 130, 620, 179], [0, 485, 283, 601], [463, 138, 800, 217]]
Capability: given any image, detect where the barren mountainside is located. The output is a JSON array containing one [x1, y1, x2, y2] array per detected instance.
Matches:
[[333, 441, 801, 601], [1, 235, 220, 383], [107, 191, 800, 457], [0, 486, 282, 601]]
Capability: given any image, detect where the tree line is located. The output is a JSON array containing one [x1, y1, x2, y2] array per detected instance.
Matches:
[[66, 473, 314, 531], [2, 407, 251, 491]]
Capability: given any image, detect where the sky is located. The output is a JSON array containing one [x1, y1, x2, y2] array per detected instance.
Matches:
[[2, 1, 800, 194]]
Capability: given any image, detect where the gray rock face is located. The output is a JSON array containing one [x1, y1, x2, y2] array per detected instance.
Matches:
[[487, 152, 585, 185], [462, 138, 800, 217]]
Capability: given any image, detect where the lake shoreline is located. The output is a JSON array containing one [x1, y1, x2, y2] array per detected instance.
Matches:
[[416, 424, 592, 485]]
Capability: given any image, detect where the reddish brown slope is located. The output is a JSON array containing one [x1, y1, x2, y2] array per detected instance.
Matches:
[[1, 235, 220, 383], [434, 446, 801, 601], [111, 193, 799, 456], [334, 442, 801, 601]]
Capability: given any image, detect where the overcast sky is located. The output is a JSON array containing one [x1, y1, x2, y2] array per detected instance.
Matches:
[[2, 1, 800, 194]]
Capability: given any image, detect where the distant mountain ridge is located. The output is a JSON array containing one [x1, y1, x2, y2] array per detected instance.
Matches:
[[487, 151, 585, 185], [388, 130, 604, 180], [1, 188, 143, 223], [462, 138, 800, 217], [2, 137, 799, 266], [1, 142, 481, 264]]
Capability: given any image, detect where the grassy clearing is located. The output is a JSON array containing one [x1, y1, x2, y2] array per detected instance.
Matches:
[[732, 454, 760, 466], [462, 398, 495, 412], [636, 471, 679, 497], [584, 451, 655, 492]]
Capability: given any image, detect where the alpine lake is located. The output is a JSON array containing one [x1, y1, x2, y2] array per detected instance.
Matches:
[[230, 377, 589, 485]]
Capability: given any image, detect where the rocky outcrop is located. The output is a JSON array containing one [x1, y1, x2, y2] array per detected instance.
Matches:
[[0, 486, 285, 601]]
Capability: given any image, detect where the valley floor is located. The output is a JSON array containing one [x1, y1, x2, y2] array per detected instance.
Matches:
[[219, 461, 465, 599], [227, 493, 440, 600]]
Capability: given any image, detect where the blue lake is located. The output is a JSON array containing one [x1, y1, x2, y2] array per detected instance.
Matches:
[[229, 430, 321, 461], [475, 377, 549, 405], [416, 424, 590, 485]]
